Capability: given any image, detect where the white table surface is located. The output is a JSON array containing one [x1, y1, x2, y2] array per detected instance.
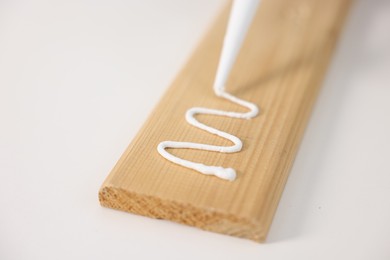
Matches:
[[1, 0, 389, 259]]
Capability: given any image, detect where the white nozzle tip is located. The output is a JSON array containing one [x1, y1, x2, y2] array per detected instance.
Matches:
[[214, 87, 224, 97]]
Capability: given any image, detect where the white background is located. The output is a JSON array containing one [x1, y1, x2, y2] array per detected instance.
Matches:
[[1, 0, 389, 259]]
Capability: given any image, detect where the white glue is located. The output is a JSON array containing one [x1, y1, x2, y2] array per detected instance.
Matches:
[[157, 0, 261, 181]]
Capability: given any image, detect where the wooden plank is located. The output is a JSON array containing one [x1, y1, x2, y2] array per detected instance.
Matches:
[[99, 0, 351, 242]]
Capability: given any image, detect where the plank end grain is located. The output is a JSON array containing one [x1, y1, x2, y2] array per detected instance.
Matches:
[[99, 186, 267, 241], [99, 0, 352, 242]]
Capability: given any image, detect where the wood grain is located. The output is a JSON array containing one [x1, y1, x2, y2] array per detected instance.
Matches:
[[99, 0, 351, 242]]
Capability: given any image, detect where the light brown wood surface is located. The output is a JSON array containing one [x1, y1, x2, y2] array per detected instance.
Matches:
[[99, 0, 351, 242]]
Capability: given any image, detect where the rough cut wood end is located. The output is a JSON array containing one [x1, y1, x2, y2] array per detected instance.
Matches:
[[99, 186, 265, 241]]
